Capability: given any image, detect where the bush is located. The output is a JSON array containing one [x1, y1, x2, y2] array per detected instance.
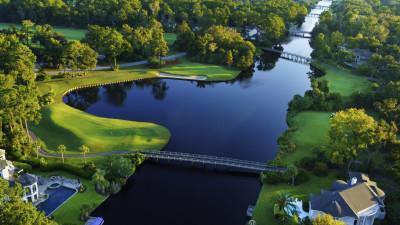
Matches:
[[313, 162, 329, 177], [21, 158, 40, 169], [147, 56, 165, 68], [112, 64, 120, 71], [40, 163, 95, 180], [299, 156, 315, 168], [260, 170, 284, 184], [302, 201, 310, 212], [13, 162, 32, 173], [296, 169, 309, 184]]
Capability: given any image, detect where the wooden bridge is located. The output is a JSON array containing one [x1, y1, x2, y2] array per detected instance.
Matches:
[[261, 47, 314, 64], [288, 30, 312, 38], [137, 150, 284, 173]]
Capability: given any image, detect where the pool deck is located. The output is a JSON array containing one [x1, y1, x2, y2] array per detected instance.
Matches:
[[34, 175, 82, 208]]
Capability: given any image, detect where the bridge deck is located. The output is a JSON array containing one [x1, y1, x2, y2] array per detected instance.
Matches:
[[261, 47, 314, 64], [137, 150, 284, 173]]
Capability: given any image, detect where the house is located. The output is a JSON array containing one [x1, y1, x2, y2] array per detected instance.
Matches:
[[310, 172, 386, 225], [0, 149, 15, 180], [348, 48, 373, 68], [18, 173, 39, 203], [244, 25, 265, 40]]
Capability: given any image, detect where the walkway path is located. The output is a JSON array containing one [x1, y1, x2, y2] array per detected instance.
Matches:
[[40, 53, 187, 75]]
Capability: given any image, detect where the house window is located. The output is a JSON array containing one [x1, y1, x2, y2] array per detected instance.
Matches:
[[32, 184, 37, 193]]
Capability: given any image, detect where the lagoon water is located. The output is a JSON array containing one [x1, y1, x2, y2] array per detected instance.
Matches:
[[63, 9, 326, 225]]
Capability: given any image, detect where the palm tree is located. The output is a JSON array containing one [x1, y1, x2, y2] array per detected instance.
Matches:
[[79, 145, 90, 164], [58, 144, 66, 163], [274, 191, 297, 216], [33, 141, 41, 159]]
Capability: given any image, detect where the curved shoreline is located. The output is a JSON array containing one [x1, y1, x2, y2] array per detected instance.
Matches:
[[35, 60, 241, 158]]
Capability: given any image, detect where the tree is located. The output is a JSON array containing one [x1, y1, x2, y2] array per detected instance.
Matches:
[[208, 42, 218, 54], [275, 191, 297, 216], [312, 214, 346, 225], [103, 29, 125, 70], [92, 168, 109, 194], [33, 141, 41, 159], [0, 178, 56, 225], [58, 144, 66, 163], [226, 50, 233, 65], [114, 157, 134, 178], [21, 20, 34, 45], [66, 41, 98, 75], [285, 164, 298, 186], [327, 108, 379, 173], [79, 145, 90, 164]]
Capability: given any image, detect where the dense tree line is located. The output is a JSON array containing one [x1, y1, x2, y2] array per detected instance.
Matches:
[[0, 33, 51, 159], [311, 0, 400, 80], [0, 0, 308, 46], [176, 22, 255, 68]]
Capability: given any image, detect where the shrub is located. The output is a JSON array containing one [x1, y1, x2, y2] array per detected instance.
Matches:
[[40, 163, 95, 180], [313, 162, 330, 177], [21, 158, 40, 169], [112, 64, 120, 71], [147, 56, 165, 68], [299, 156, 315, 168], [13, 162, 32, 173], [260, 170, 283, 184], [302, 201, 310, 212], [296, 169, 310, 184]]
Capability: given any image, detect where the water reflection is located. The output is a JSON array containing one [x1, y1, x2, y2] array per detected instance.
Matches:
[[64, 87, 100, 111]]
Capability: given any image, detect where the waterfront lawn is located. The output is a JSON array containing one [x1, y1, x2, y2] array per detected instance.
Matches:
[[159, 57, 240, 80], [283, 111, 330, 164], [30, 103, 170, 155], [251, 172, 337, 225], [32, 170, 106, 225], [315, 63, 372, 99], [33, 58, 240, 155]]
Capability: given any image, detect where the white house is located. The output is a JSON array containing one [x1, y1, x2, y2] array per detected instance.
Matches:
[[310, 172, 386, 225], [0, 149, 15, 180], [17, 173, 39, 203]]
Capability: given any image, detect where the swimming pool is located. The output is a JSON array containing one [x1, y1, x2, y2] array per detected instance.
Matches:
[[37, 186, 77, 216]]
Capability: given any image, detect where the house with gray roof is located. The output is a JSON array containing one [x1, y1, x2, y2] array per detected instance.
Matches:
[[18, 173, 39, 203], [310, 172, 386, 225], [0, 149, 15, 180]]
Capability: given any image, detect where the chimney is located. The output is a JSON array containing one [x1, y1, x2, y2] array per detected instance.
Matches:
[[351, 177, 357, 185]]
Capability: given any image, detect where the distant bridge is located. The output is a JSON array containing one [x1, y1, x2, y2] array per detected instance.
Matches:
[[138, 150, 284, 173], [307, 13, 321, 18], [261, 47, 314, 64], [288, 30, 312, 38], [313, 5, 330, 10]]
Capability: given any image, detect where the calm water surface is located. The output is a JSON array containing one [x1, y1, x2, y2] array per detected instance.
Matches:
[[63, 16, 322, 224]]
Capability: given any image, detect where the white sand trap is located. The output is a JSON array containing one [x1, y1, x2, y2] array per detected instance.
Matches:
[[157, 73, 207, 81]]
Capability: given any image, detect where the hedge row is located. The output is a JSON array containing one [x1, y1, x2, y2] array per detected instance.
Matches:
[[40, 163, 95, 180], [13, 162, 33, 173]]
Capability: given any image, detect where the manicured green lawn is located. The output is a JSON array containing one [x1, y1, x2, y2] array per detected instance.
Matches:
[[251, 172, 337, 225], [315, 63, 372, 99], [159, 57, 240, 80], [31, 103, 171, 155], [164, 33, 177, 47], [0, 23, 86, 41], [283, 111, 331, 164], [32, 170, 106, 225], [32, 58, 240, 155]]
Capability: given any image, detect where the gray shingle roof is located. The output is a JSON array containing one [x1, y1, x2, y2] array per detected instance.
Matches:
[[0, 160, 13, 170], [311, 173, 385, 218], [18, 174, 37, 186]]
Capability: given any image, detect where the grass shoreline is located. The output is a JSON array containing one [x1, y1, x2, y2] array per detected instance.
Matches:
[[250, 61, 373, 225], [32, 57, 241, 156]]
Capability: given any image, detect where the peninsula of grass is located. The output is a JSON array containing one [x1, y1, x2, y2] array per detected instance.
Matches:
[[32, 57, 241, 156], [251, 172, 337, 225], [159, 57, 240, 81], [32, 170, 106, 225]]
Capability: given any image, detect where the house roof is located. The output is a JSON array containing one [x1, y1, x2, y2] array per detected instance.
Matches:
[[0, 160, 13, 170], [18, 174, 37, 186], [311, 172, 385, 218], [8, 180, 16, 188]]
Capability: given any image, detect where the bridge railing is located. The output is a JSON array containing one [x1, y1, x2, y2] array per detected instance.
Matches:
[[135, 149, 279, 169]]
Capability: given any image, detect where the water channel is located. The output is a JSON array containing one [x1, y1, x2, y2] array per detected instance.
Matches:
[[63, 2, 330, 224]]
